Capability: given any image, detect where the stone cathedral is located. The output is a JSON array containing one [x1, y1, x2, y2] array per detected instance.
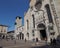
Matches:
[[15, 0, 60, 43]]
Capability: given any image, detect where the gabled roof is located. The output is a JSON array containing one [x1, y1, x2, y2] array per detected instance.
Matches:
[[0, 24, 8, 27]]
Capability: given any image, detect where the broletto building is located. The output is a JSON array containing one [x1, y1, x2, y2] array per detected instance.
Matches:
[[15, 0, 60, 43]]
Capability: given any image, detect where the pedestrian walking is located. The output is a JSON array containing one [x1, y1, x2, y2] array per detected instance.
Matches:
[[50, 38, 53, 45], [53, 38, 56, 45], [25, 38, 27, 42], [14, 39, 16, 44], [36, 38, 39, 45]]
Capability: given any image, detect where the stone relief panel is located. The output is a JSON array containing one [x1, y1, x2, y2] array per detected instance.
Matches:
[[35, 11, 44, 24]]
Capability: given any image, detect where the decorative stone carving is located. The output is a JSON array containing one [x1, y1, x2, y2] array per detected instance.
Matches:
[[35, 0, 42, 11]]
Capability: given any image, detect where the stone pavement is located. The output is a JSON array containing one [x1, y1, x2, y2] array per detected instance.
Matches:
[[0, 39, 46, 48], [31, 40, 60, 48], [0, 39, 60, 48], [0, 40, 30, 48]]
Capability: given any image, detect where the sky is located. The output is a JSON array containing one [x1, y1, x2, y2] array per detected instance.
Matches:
[[0, 0, 29, 31]]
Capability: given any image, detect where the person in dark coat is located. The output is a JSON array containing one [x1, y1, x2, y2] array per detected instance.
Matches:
[[36, 38, 38, 42], [50, 38, 53, 45], [53, 38, 56, 45]]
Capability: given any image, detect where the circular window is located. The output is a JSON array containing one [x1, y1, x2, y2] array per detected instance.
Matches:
[[35, 0, 42, 11]]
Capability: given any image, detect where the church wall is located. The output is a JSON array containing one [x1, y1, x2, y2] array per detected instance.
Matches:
[[15, 0, 60, 43], [53, 0, 60, 34]]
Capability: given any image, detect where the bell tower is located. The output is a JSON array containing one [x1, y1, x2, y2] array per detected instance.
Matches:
[[14, 16, 22, 39], [15, 16, 22, 28]]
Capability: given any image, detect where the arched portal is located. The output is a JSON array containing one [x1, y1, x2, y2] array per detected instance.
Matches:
[[37, 23, 47, 40], [18, 32, 24, 40]]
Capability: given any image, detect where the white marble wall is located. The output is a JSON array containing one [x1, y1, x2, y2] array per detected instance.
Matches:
[[23, 0, 60, 43], [15, 0, 60, 43]]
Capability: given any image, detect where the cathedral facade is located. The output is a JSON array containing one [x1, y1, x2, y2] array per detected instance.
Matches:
[[15, 0, 60, 43]]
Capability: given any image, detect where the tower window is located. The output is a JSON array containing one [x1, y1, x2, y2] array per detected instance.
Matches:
[[15, 22, 17, 25], [16, 16, 21, 19]]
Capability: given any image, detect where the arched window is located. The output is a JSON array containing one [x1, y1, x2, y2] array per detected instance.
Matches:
[[14, 22, 17, 25], [32, 14, 35, 28], [27, 20, 29, 29], [45, 4, 53, 23]]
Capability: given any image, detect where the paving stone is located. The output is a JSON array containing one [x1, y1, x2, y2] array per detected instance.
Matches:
[[0, 39, 60, 48]]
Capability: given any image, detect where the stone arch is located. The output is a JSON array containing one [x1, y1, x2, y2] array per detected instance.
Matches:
[[37, 23, 47, 40], [37, 23, 46, 29], [17, 32, 24, 40]]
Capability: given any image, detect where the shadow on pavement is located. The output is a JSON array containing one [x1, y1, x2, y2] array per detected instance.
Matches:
[[0, 46, 3, 48], [31, 44, 60, 48]]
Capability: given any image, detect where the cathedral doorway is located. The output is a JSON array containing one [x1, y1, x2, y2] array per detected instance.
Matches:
[[37, 23, 47, 40]]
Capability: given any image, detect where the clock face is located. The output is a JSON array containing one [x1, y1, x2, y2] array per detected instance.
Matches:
[[35, 0, 42, 11]]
